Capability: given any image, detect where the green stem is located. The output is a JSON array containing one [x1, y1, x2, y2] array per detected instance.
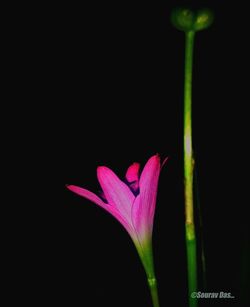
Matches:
[[136, 241, 160, 307], [148, 277, 160, 307], [184, 30, 197, 307]]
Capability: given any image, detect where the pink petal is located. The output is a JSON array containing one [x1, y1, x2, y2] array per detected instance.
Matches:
[[66, 185, 107, 208], [66, 184, 134, 236], [125, 162, 140, 192], [97, 166, 135, 222], [131, 155, 161, 240], [125, 162, 140, 182]]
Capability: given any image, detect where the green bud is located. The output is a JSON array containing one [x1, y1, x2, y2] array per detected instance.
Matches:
[[171, 8, 195, 31], [194, 9, 214, 31], [171, 7, 214, 32]]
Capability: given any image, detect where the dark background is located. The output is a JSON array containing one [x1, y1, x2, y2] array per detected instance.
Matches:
[[6, 1, 249, 306]]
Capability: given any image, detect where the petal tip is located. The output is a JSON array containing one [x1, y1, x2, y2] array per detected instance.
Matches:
[[97, 166, 109, 177], [66, 184, 76, 192], [132, 162, 140, 166], [149, 153, 161, 163]]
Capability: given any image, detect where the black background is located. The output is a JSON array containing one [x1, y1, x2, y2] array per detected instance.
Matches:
[[6, 1, 249, 306]]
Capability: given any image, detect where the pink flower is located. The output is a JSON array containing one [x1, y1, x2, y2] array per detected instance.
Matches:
[[67, 154, 167, 278]]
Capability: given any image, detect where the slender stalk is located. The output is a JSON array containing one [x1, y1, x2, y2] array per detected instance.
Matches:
[[137, 241, 160, 307], [148, 277, 160, 307], [171, 7, 213, 306], [184, 30, 197, 307]]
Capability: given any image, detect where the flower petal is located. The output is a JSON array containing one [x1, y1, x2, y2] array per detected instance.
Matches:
[[125, 162, 140, 192], [66, 185, 107, 208], [125, 162, 140, 182], [131, 155, 161, 240], [66, 184, 134, 236], [97, 166, 135, 222]]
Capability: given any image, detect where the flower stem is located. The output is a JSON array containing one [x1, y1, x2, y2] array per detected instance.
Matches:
[[184, 30, 198, 307], [136, 241, 160, 307], [148, 277, 160, 307]]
